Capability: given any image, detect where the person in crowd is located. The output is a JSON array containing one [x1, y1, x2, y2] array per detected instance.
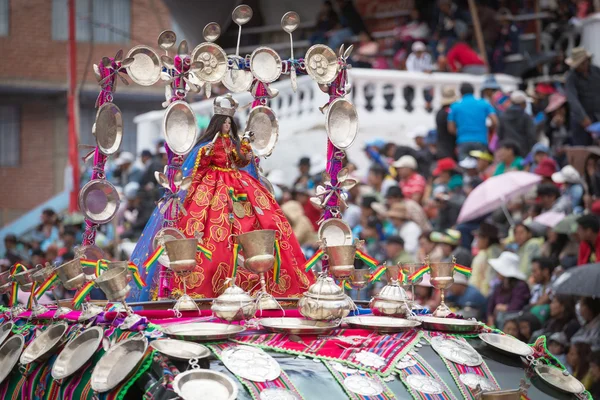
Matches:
[[493, 140, 524, 176], [589, 351, 600, 398], [567, 343, 594, 387], [502, 318, 522, 340], [429, 229, 461, 262], [537, 183, 572, 214], [532, 295, 580, 340], [294, 157, 314, 188], [432, 0, 468, 40], [518, 312, 542, 343], [584, 155, 600, 200], [384, 236, 414, 265], [393, 155, 426, 203], [448, 83, 498, 160], [432, 176, 464, 230], [565, 47, 600, 146], [470, 222, 503, 296], [281, 200, 317, 249], [552, 165, 585, 214], [572, 297, 600, 351], [36, 209, 60, 252], [367, 164, 396, 200], [359, 216, 385, 262], [529, 257, 556, 306], [541, 229, 579, 269], [310, 0, 339, 45], [487, 251, 531, 327], [327, 0, 370, 51], [544, 93, 570, 161], [436, 86, 458, 160], [497, 91, 536, 156], [534, 157, 559, 185], [480, 75, 504, 110], [445, 37, 487, 75], [513, 222, 543, 277], [547, 332, 570, 366], [418, 232, 444, 262], [524, 143, 552, 173], [112, 152, 142, 187], [432, 157, 458, 192], [385, 203, 422, 257], [446, 272, 487, 320], [2, 234, 23, 266], [459, 156, 478, 187], [291, 185, 321, 231], [385, 186, 432, 232], [406, 41, 433, 73], [470, 150, 495, 180], [577, 214, 600, 265]]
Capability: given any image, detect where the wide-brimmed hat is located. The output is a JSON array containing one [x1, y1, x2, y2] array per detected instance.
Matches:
[[472, 221, 500, 240], [545, 93, 567, 114], [469, 150, 494, 163], [488, 251, 525, 280], [430, 229, 461, 246], [440, 86, 458, 106], [481, 75, 501, 91], [386, 203, 409, 220], [552, 165, 581, 184], [566, 47, 593, 68], [393, 155, 418, 170]]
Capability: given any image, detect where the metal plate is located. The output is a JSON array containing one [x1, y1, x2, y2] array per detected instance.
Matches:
[[304, 44, 338, 85], [52, 326, 103, 380], [93, 103, 123, 155], [260, 388, 300, 400], [405, 375, 444, 395], [162, 323, 244, 342], [414, 316, 482, 333], [190, 43, 227, 83], [125, 45, 161, 86], [250, 47, 282, 83], [344, 316, 421, 333], [153, 227, 185, 267], [20, 321, 68, 365], [326, 98, 358, 149], [221, 345, 281, 382], [173, 369, 238, 400], [318, 218, 353, 247], [0, 335, 24, 385], [430, 336, 482, 367], [479, 333, 533, 357], [222, 69, 254, 93], [91, 336, 148, 393], [458, 373, 496, 391], [259, 318, 338, 335], [535, 364, 585, 394], [150, 339, 211, 361], [343, 374, 384, 396], [245, 106, 279, 158], [0, 322, 13, 347], [78, 179, 120, 224], [163, 101, 197, 155]]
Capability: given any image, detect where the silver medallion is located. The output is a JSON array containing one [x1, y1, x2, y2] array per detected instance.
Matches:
[[221, 345, 281, 382], [430, 336, 483, 367], [331, 362, 358, 374], [405, 375, 444, 395], [353, 351, 386, 370], [259, 388, 300, 400], [459, 373, 496, 392], [343, 375, 384, 396]]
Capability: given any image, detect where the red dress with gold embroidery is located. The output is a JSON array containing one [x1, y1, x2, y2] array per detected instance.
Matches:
[[174, 134, 315, 298]]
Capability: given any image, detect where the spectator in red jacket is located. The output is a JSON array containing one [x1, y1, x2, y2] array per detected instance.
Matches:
[[577, 215, 600, 265], [446, 41, 487, 75]]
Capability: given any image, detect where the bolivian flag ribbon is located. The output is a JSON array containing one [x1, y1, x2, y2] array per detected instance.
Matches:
[[72, 281, 95, 309], [304, 249, 324, 272], [231, 243, 240, 279], [197, 243, 212, 261], [27, 282, 37, 309], [35, 272, 59, 300], [398, 269, 407, 285], [339, 280, 352, 290], [9, 282, 18, 307], [143, 246, 164, 270], [409, 265, 431, 283], [273, 240, 281, 284], [127, 262, 147, 288], [454, 264, 472, 278], [368, 265, 387, 283], [10, 263, 27, 275], [355, 249, 378, 269]]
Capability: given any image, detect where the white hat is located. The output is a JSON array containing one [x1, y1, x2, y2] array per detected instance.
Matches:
[[158, 147, 167, 154], [453, 272, 469, 285], [458, 157, 478, 170], [393, 155, 418, 170], [412, 41, 426, 52], [552, 165, 581, 184], [488, 252, 525, 280], [114, 151, 134, 166], [267, 169, 287, 187], [124, 182, 140, 200], [406, 125, 429, 140], [509, 90, 531, 105]]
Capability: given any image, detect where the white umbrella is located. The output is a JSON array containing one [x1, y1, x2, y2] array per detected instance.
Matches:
[[534, 211, 566, 228]]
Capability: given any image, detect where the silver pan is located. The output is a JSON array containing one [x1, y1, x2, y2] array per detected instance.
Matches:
[[305, 44, 338, 85], [52, 326, 104, 380], [125, 45, 162, 86], [326, 98, 358, 149], [250, 47, 282, 83], [20, 321, 69, 365], [245, 106, 278, 158], [91, 335, 148, 393], [163, 101, 197, 156], [0, 335, 24, 385], [190, 43, 228, 83], [78, 179, 120, 224], [93, 103, 123, 155]]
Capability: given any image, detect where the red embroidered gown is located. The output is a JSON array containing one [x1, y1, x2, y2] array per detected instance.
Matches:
[[174, 134, 315, 298]]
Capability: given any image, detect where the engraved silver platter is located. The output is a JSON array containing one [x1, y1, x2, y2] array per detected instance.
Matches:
[[318, 218, 353, 246], [250, 47, 282, 83], [245, 106, 279, 158], [405, 374, 444, 394], [534, 364, 585, 394], [190, 43, 228, 83], [79, 179, 120, 224], [150, 339, 211, 361], [173, 369, 238, 400], [153, 227, 185, 267], [259, 317, 338, 335], [163, 100, 197, 155], [91, 336, 148, 393], [0, 321, 13, 347], [430, 336, 482, 366], [304, 44, 338, 85], [52, 326, 103, 380], [414, 316, 482, 333], [343, 374, 384, 396], [221, 345, 281, 382], [222, 69, 254, 93], [459, 373, 497, 391], [0, 335, 24, 385], [259, 388, 300, 400], [20, 321, 69, 365], [344, 316, 421, 333], [93, 102, 123, 155], [326, 98, 358, 149], [479, 333, 533, 357], [162, 322, 244, 342], [125, 45, 162, 86]]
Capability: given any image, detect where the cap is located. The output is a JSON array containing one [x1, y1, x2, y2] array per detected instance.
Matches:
[[114, 151, 135, 166], [433, 157, 458, 176], [458, 157, 478, 170], [412, 41, 426, 52], [386, 236, 405, 246], [385, 186, 404, 199], [534, 158, 558, 178], [429, 229, 461, 246], [551, 165, 581, 184], [393, 155, 418, 170], [141, 149, 152, 158], [509, 90, 530, 105], [298, 157, 311, 166], [469, 150, 494, 163]]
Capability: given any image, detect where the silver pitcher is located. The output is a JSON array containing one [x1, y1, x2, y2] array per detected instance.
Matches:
[[324, 244, 356, 279], [95, 267, 131, 302], [54, 258, 86, 290], [164, 238, 198, 272]]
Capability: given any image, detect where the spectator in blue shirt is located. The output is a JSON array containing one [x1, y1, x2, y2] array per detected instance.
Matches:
[[447, 83, 498, 160], [446, 272, 488, 320]]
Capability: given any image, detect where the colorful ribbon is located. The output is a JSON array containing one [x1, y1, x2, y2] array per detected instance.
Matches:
[[304, 249, 324, 272], [231, 243, 240, 278], [228, 188, 248, 202], [35, 272, 59, 300], [9, 282, 18, 307], [143, 246, 164, 270], [26, 282, 37, 309], [398, 268, 407, 284], [72, 281, 95, 308], [10, 263, 26, 275], [197, 243, 212, 261], [368, 265, 387, 283], [355, 249, 378, 269], [273, 239, 281, 284], [339, 280, 352, 290], [409, 265, 431, 283], [127, 262, 147, 288], [454, 263, 472, 278]]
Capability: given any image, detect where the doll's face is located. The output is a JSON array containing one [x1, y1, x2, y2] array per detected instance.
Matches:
[[221, 118, 231, 133]]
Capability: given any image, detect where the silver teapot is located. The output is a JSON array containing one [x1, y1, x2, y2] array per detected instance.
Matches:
[[298, 275, 353, 320], [211, 283, 257, 321], [370, 280, 411, 318]]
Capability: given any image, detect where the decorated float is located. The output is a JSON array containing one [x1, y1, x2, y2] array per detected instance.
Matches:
[[0, 5, 591, 400]]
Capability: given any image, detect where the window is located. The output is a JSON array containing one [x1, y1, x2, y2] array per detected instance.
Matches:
[[0, 0, 8, 37], [0, 106, 20, 167], [52, 0, 131, 43]]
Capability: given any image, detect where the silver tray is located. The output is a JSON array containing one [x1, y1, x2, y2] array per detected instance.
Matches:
[[414, 316, 482, 333], [91, 336, 148, 393], [52, 326, 103, 380], [245, 106, 279, 158], [326, 98, 358, 149], [163, 101, 197, 156], [78, 179, 120, 224], [344, 374, 384, 396], [126, 45, 161, 86], [190, 42, 228, 83], [0, 321, 13, 347], [535, 364, 585, 394], [173, 369, 238, 400], [259, 317, 338, 335], [222, 345, 281, 382], [479, 333, 533, 357], [162, 322, 244, 342], [430, 336, 482, 367], [344, 316, 421, 333], [304, 44, 338, 84], [318, 218, 353, 247], [150, 339, 211, 361], [250, 47, 282, 83], [93, 103, 123, 155], [222, 69, 253, 93], [0, 335, 24, 385], [20, 321, 68, 365]]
